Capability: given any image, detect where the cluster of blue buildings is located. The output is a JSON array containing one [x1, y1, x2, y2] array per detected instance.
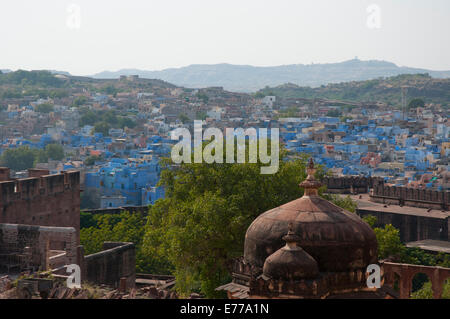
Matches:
[[85, 157, 165, 208], [278, 114, 449, 187], [79, 132, 172, 208]]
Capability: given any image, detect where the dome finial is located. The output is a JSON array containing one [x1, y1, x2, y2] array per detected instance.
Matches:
[[299, 158, 322, 196], [282, 222, 300, 246], [308, 157, 314, 169]]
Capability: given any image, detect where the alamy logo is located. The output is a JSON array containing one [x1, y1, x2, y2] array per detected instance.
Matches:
[[366, 264, 381, 288], [170, 121, 280, 174], [66, 264, 81, 288], [366, 4, 382, 29], [66, 4, 81, 30]]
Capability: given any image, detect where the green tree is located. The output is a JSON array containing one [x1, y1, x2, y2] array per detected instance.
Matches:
[[362, 215, 377, 228], [49, 90, 69, 99], [118, 117, 136, 129], [94, 122, 110, 136], [34, 149, 48, 164], [45, 143, 64, 160], [322, 194, 357, 212], [411, 281, 450, 299], [408, 98, 425, 109], [80, 212, 151, 272], [374, 224, 405, 260], [326, 109, 342, 117], [361, 215, 405, 260], [72, 96, 88, 107], [35, 103, 54, 113], [178, 113, 190, 124], [101, 85, 118, 97], [80, 211, 97, 228], [79, 110, 98, 126], [196, 111, 208, 120], [196, 93, 209, 103], [0, 146, 36, 171], [84, 155, 102, 166]]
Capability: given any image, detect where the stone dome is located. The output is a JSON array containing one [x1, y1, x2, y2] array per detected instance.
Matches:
[[244, 159, 378, 272], [263, 226, 319, 280]]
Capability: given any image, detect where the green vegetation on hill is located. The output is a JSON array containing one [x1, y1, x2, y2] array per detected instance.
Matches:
[[0, 70, 176, 102], [79, 108, 137, 135], [0, 70, 64, 87], [257, 74, 450, 107]]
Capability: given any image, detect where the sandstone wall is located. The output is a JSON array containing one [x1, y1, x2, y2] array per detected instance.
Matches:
[[370, 184, 450, 211], [0, 223, 77, 271], [323, 176, 384, 194], [357, 209, 449, 242], [0, 170, 80, 244], [83, 241, 135, 289]]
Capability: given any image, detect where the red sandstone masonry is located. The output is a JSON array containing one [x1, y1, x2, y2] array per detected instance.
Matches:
[[371, 184, 450, 211], [323, 176, 384, 194], [0, 223, 78, 271], [0, 168, 10, 182], [381, 261, 450, 299], [0, 170, 81, 245]]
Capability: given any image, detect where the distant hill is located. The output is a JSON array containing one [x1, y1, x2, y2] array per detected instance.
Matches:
[[91, 59, 450, 92], [256, 74, 450, 107], [0, 70, 178, 100], [47, 70, 72, 76]]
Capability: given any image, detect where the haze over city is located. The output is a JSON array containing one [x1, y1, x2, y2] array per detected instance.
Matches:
[[1, 0, 450, 75]]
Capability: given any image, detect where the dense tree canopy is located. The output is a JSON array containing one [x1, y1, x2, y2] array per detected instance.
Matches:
[[35, 103, 54, 113], [72, 96, 88, 107], [94, 122, 111, 136], [0, 144, 65, 170], [79, 109, 136, 131], [0, 146, 36, 171], [0, 70, 64, 87], [45, 143, 65, 161], [408, 98, 425, 109], [80, 211, 163, 273]]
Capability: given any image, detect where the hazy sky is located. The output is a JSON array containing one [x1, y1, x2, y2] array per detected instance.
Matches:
[[1, 0, 449, 75]]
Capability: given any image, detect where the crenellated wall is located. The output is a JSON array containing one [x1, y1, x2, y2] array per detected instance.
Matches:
[[323, 176, 384, 194], [370, 184, 450, 211], [0, 170, 81, 244]]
